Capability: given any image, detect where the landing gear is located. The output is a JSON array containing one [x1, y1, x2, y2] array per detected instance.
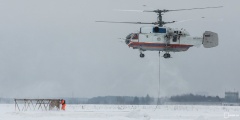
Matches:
[[163, 53, 171, 58], [139, 49, 145, 58], [140, 53, 145, 58]]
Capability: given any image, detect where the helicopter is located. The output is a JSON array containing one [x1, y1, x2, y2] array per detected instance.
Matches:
[[97, 6, 222, 58]]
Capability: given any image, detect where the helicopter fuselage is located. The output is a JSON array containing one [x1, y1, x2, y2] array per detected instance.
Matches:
[[126, 26, 203, 53], [125, 26, 218, 58]]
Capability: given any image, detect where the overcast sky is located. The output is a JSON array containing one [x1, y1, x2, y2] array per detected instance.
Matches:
[[0, 0, 239, 98]]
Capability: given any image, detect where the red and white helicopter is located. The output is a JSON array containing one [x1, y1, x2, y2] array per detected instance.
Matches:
[[97, 6, 221, 58]]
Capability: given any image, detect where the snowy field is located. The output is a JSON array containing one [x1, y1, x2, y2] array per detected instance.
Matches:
[[1, 104, 240, 120]]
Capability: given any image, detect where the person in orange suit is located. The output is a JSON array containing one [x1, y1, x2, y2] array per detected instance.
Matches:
[[60, 99, 66, 110]]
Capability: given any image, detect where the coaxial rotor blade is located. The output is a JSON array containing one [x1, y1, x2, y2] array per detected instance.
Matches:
[[167, 17, 206, 24], [143, 10, 168, 13], [168, 6, 223, 12], [143, 6, 223, 13], [114, 9, 144, 12], [175, 19, 193, 23], [96, 21, 157, 25]]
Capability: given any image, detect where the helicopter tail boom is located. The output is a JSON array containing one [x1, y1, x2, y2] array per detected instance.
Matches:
[[203, 31, 218, 48]]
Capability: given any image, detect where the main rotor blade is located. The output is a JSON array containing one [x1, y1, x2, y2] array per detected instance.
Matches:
[[96, 21, 156, 25], [114, 9, 144, 12], [168, 6, 223, 12], [144, 6, 223, 13]]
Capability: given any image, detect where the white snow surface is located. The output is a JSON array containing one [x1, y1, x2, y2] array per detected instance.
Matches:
[[1, 104, 240, 120]]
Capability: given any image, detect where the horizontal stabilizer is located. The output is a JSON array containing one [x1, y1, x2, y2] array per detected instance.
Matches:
[[203, 31, 218, 48]]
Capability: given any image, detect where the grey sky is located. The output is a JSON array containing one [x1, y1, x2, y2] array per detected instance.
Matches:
[[0, 0, 239, 98]]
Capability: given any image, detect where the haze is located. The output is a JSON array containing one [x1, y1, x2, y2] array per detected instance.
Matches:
[[0, 0, 239, 98]]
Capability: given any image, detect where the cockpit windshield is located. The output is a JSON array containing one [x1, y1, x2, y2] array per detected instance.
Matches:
[[126, 34, 132, 40], [132, 33, 139, 39], [126, 33, 138, 40]]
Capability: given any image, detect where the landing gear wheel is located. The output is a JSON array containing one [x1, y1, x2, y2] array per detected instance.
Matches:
[[167, 53, 171, 58], [140, 53, 145, 58], [163, 53, 171, 58], [163, 53, 168, 58]]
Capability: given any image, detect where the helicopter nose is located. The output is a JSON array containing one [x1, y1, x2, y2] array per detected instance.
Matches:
[[125, 39, 130, 45]]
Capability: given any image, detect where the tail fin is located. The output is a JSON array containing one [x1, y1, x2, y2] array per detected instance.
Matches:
[[203, 31, 218, 48]]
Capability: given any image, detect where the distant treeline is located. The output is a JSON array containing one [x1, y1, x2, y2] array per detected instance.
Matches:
[[170, 94, 222, 102], [87, 94, 154, 105], [2, 93, 239, 104], [0, 95, 155, 105]]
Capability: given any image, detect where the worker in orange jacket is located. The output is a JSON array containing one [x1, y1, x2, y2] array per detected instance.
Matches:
[[60, 99, 66, 110]]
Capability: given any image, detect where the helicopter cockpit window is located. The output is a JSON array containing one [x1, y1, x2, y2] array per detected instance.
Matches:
[[126, 34, 132, 39], [132, 34, 139, 39]]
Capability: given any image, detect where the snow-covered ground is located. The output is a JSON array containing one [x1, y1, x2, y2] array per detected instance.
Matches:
[[1, 104, 240, 120]]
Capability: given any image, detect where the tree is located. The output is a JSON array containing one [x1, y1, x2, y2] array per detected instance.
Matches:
[[145, 94, 151, 104], [116, 96, 125, 104], [132, 97, 139, 105]]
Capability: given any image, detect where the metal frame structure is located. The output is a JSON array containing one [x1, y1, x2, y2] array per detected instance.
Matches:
[[14, 99, 61, 111]]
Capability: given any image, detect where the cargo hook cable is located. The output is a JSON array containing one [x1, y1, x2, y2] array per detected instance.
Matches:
[[154, 51, 161, 111]]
